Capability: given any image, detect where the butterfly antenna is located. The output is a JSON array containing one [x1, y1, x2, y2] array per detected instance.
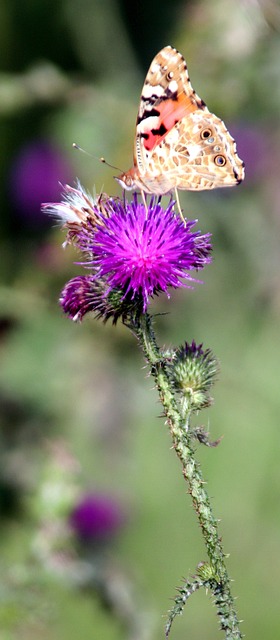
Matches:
[[72, 143, 123, 173]]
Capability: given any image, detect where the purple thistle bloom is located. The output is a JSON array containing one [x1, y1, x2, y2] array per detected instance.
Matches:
[[90, 196, 212, 311], [60, 276, 98, 322], [44, 186, 212, 321], [60, 275, 143, 323]]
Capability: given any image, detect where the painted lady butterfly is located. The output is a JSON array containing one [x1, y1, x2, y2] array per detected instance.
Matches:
[[116, 46, 244, 208]]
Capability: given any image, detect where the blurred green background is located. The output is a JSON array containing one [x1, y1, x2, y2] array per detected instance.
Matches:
[[0, 1, 280, 638]]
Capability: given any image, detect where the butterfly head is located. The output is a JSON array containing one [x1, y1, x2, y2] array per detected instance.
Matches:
[[115, 168, 138, 191]]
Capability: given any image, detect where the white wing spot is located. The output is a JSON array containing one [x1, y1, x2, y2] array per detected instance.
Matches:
[[187, 144, 202, 160], [168, 80, 178, 93], [137, 116, 160, 134], [142, 84, 164, 99]]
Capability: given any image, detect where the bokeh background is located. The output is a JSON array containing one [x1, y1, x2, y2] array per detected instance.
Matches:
[[0, 1, 280, 638]]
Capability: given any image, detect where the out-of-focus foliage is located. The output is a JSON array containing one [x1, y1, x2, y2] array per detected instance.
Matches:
[[0, 1, 280, 638]]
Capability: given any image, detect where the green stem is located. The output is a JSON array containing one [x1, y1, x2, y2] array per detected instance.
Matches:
[[134, 313, 242, 639]]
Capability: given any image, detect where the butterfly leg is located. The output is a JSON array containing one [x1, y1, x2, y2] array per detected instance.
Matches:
[[140, 190, 149, 218], [174, 187, 186, 225]]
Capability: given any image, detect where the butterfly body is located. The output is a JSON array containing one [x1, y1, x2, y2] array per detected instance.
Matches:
[[117, 46, 244, 196]]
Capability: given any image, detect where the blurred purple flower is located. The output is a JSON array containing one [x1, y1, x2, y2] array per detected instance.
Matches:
[[69, 493, 125, 542], [9, 140, 73, 226]]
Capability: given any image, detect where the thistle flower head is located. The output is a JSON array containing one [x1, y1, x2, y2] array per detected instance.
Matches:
[[43, 185, 212, 323], [168, 340, 219, 413], [60, 276, 143, 324]]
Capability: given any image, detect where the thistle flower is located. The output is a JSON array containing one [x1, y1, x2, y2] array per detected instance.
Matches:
[[43, 181, 242, 636], [60, 276, 142, 323], [43, 185, 212, 322]]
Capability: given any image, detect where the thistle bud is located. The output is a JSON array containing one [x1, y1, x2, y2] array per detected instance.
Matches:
[[169, 341, 219, 414]]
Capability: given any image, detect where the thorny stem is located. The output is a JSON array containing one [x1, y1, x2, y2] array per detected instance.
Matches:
[[134, 312, 242, 639]]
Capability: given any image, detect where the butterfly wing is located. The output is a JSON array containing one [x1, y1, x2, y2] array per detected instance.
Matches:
[[135, 46, 207, 155], [132, 46, 244, 193]]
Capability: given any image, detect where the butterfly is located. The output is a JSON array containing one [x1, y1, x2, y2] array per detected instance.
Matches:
[[116, 45, 244, 215]]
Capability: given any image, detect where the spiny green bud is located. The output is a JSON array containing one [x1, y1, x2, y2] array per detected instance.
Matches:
[[196, 561, 218, 582], [168, 340, 219, 414]]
